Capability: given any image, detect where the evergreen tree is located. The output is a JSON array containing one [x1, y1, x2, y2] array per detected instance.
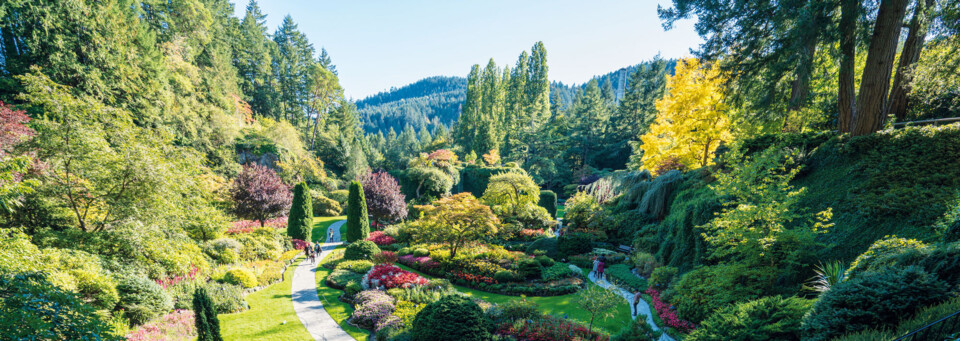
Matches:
[[569, 79, 610, 169], [235, 1, 277, 117], [287, 182, 313, 241], [318, 47, 338, 75], [193, 287, 223, 341], [272, 15, 316, 124], [457, 65, 484, 153], [526, 41, 551, 129], [345, 181, 369, 242]]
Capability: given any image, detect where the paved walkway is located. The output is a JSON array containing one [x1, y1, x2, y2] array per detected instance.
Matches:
[[587, 272, 675, 341], [291, 220, 354, 341]]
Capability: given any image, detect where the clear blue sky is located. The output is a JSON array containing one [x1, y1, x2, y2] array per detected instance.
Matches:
[[230, 0, 702, 99]]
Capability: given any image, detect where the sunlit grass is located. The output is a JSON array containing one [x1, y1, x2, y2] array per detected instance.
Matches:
[[219, 257, 312, 341], [316, 245, 371, 341]]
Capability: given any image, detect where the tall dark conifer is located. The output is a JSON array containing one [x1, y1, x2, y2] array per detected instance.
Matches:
[[193, 287, 223, 341], [287, 182, 313, 241], [345, 181, 369, 242]]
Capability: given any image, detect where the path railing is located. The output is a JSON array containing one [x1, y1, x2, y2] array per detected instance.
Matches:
[[893, 308, 960, 340], [892, 117, 960, 128]]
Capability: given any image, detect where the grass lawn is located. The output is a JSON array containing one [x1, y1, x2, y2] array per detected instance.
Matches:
[[315, 246, 371, 341], [219, 257, 312, 341], [312, 216, 346, 243], [395, 264, 633, 335]]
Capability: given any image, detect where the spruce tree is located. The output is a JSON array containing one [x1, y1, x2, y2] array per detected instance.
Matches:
[[193, 287, 223, 341], [346, 181, 369, 242], [287, 182, 313, 241]]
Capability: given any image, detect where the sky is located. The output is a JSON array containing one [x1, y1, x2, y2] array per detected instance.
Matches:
[[230, 0, 703, 99]]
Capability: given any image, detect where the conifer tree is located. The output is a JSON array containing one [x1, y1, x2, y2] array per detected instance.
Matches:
[[346, 181, 369, 242], [287, 182, 313, 241], [193, 287, 223, 341]]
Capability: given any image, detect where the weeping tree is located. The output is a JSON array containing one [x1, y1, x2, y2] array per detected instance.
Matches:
[[287, 182, 313, 241], [345, 181, 369, 242]]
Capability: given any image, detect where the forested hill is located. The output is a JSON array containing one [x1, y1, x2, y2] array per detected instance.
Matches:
[[356, 76, 466, 134], [357, 60, 677, 135]]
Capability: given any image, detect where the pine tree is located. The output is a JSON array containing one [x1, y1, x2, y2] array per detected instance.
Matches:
[[526, 42, 551, 129], [346, 181, 369, 242], [457, 65, 484, 153], [272, 15, 316, 124], [287, 182, 313, 241], [235, 1, 277, 118], [193, 287, 224, 341]]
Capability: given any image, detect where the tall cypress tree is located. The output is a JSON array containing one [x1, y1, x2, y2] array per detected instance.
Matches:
[[287, 182, 313, 241], [346, 181, 369, 242], [193, 287, 223, 341]]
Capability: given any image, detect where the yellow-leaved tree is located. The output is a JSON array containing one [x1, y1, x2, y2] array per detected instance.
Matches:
[[639, 58, 732, 174]]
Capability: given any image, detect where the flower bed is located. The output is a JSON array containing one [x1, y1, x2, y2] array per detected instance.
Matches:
[[126, 310, 196, 341], [399, 254, 583, 296], [351, 290, 396, 330], [496, 314, 609, 341], [644, 287, 696, 333], [291, 239, 309, 250], [366, 231, 395, 246], [362, 264, 429, 290]]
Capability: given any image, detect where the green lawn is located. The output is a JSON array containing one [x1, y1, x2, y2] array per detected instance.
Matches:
[[312, 216, 346, 243], [396, 264, 633, 335], [219, 257, 312, 341], [315, 246, 371, 341]]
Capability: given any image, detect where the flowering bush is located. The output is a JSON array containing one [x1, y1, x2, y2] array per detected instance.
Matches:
[[645, 287, 697, 333], [362, 264, 428, 290], [497, 314, 608, 341], [291, 239, 309, 250], [366, 231, 396, 246], [450, 271, 497, 285], [372, 251, 398, 264], [398, 255, 440, 271], [126, 310, 196, 341], [154, 265, 200, 289], [374, 315, 403, 333], [519, 229, 550, 240], [227, 217, 287, 234], [351, 290, 396, 329]]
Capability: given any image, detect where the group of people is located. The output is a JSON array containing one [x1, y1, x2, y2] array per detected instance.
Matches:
[[304, 241, 323, 263], [591, 255, 607, 281]]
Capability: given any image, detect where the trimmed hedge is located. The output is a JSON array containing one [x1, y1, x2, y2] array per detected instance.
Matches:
[[606, 264, 647, 291], [344, 240, 381, 261], [539, 190, 558, 218]]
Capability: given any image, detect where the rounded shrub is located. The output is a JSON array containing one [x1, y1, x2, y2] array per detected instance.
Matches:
[[517, 258, 543, 280], [558, 232, 593, 257], [526, 237, 559, 259], [203, 238, 242, 264], [116, 276, 173, 326], [493, 270, 519, 283], [336, 260, 375, 274], [689, 296, 813, 341], [344, 240, 381, 260], [535, 255, 555, 267], [412, 295, 490, 341], [312, 192, 343, 216], [666, 263, 775, 323], [203, 282, 248, 313], [412, 247, 430, 257], [539, 190, 558, 218], [650, 266, 678, 289], [224, 268, 258, 288], [801, 266, 950, 341]]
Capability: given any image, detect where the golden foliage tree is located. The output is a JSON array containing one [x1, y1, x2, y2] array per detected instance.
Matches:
[[639, 58, 732, 174], [413, 193, 499, 258]]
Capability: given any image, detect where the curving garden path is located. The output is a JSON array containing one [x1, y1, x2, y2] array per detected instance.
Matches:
[[291, 220, 354, 341], [587, 272, 675, 341]]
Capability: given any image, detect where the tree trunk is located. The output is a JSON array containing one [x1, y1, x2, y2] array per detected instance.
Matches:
[[851, 0, 910, 136], [885, 0, 934, 122], [784, 2, 827, 132], [837, 0, 858, 133]]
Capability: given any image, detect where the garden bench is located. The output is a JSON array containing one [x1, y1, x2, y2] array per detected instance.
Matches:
[[617, 244, 633, 253]]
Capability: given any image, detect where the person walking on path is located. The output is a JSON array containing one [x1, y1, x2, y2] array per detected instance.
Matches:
[[592, 257, 600, 276], [633, 291, 642, 317], [314, 242, 321, 255], [598, 259, 606, 281], [329, 228, 335, 242]]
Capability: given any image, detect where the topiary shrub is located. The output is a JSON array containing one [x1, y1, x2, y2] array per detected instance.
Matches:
[[344, 240, 381, 261], [689, 296, 813, 341], [117, 276, 173, 326], [287, 182, 313, 242], [412, 295, 490, 341], [526, 237, 559, 259], [535, 255, 555, 267], [649, 266, 678, 289], [558, 232, 593, 258], [517, 258, 543, 280], [801, 266, 951, 341], [224, 268, 258, 288], [493, 270, 519, 283], [539, 190, 558, 218], [346, 181, 370, 242]]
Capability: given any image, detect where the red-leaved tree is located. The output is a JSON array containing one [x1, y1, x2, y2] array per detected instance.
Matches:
[[232, 163, 292, 227], [362, 171, 407, 225]]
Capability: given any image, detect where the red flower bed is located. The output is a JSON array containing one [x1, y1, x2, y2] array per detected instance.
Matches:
[[366, 231, 396, 246], [398, 255, 440, 271], [450, 271, 497, 285], [372, 251, 398, 264], [645, 287, 697, 333], [498, 314, 608, 341], [363, 264, 428, 289], [291, 239, 309, 250]]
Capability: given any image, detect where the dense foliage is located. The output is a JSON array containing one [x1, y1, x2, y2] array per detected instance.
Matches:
[[287, 182, 313, 242], [411, 295, 490, 341], [346, 181, 370, 242]]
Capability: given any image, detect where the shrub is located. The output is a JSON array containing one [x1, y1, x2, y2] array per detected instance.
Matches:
[[689, 296, 813, 341], [493, 270, 519, 283], [351, 290, 397, 329], [801, 266, 951, 341], [394, 300, 426, 326], [606, 264, 647, 291], [311, 192, 342, 216], [525, 237, 559, 259], [558, 232, 593, 258], [366, 231, 396, 246], [203, 282, 247, 313], [632, 252, 658, 277], [412, 295, 489, 341], [649, 266, 678, 289], [498, 314, 608, 341], [541, 263, 576, 281], [223, 268, 258, 288], [499, 299, 542, 322], [327, 269, 363, 289], [845, 236, 928, 279], [345, 240, 381, 260], [328, 189, 350, 208], [346, 181, 370, 242], [192, 287, 222, 341], [612, 317, 661, 341], [336, 260, 374, 274], [203, 238, 242, 264], [117, 276, 174, 326], [517, 258, 543, 280], [565, 192, 600, 229], [0, 273, 123, 340], [666, 263, 774, 323], [287, 182, 313, 242], [345, 282, 363, 296], [372, 251, 398, 265], [412, 248, 430, 257], [539, 190, 558, 218], [535, 255, 555, 267], [257, 262, 284, 285]]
